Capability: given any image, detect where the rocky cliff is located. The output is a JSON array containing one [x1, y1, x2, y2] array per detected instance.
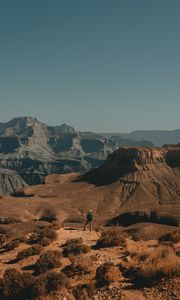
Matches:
[[0, 117, 117, 185], [78, 145, 180, 220], [0, 168, 27, 196]]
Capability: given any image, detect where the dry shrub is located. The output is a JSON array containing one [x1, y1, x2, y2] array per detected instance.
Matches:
[[123, 245, 180, 287], [52, 221, 61, 230], [0, 268, 34, 299], [31, 271, 68, 298], [131, 233, 141, 241], [29, 225, 57, 246], [39, 209, 57, 223], [159, 229, 180, 244], [0, 234, 7, 246], [73, 280, 96, 300], [73, 287, 89, 300], [34, 250, 62, 274], [96, 230, 127, 249], [62, 238, 90, 257], [4, 239, 20, 251], [17, 245, 43, 261], [96, 262, 122, 287], [63, 256, 94, 277], [0, 227, 11, 239]]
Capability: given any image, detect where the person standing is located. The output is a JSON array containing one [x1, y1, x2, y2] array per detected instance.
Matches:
[[84, 210, 93, 231]]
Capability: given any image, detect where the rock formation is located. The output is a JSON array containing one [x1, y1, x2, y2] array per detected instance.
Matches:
[[0, 117, 117, 185], [0, 168, 27, 196]]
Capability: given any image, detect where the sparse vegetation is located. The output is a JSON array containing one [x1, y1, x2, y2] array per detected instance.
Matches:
[[0, 227, 11, 239], [29, 225, 57, 246], [0, 234, 7, 246], [96, 262, 122, 287], [3, 239, 20, 251], [34, 250, 62, 274], [31, 271, 68, 298], [96, 230, 127, 248], [121, 244, 180, 287], [39, 208, 57, 223], [159, 229, 180, 244], [17, 245, 43, 260], [73, 281, 96, 300], [0, 268, 34, 300], [62, 238, 90, 257], [131, 233, 141, 241], [63, 256, 94, 277]]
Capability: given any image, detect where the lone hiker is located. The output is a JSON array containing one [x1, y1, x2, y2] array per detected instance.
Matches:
[[84, 210, 93, 231]]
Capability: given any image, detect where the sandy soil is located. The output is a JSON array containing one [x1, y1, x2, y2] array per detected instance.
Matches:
[[0, 225, 179, 300]]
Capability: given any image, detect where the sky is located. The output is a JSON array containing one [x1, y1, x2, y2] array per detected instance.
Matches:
[[0, 0, 180, 132]]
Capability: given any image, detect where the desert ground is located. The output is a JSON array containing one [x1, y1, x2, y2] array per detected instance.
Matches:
[[0, 215, 179, 300], [0, 148, 179, 300]]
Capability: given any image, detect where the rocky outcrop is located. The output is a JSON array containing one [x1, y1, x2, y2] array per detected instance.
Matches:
[[0, 168, 27, 196], [76, 145, 180, 220], [0, 117, 117, 185], [80, 147, 170, 185]]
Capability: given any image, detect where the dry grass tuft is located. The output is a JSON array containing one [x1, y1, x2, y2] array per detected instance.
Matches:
[[62, 238, 90, 257], [96, 262, 122, 287], [34, 250, 62, 275], [159, 228, 180, 244], [73, 280, 96, 300], [17, 245, 43, 261], [3, 239, 21, 251], [31, 271, 68, 298], [96, 230, 127, 249], [29, 225, 57, 246], [0, 234, 7, 246], [39, 208, 57, 223], [121, 244, 180, 287], [63, 255, 94, 277], [0, 268, 34, 299]]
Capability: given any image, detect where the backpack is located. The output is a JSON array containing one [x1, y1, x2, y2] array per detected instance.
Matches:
[[87, 211, 93, 221]]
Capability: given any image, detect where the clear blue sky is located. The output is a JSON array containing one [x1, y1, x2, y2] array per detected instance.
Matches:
[[0, 0, 180, 132]]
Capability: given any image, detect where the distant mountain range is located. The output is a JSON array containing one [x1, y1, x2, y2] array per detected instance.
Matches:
[[0, 116, 179, 194], [102, 129, 180, 146]]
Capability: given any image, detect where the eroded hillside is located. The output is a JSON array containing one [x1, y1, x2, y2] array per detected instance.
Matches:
[[0, 146, 179, 224]]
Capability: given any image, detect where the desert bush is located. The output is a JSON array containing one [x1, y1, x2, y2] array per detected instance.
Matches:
[[12, 189, 34, 197], [73, 280, 96, 300], [159, 229, 180, 244], [0, 227, 11, 239], [96, 230, 127, 249], [38, 237, 52, 246], [63, 256, 94, 277], [4, 240, 20, 251], [34, 250, 62, 274], [39, 208, 57, 223], [29, 225, 57, 246], [123, 245, 180, 287], [131, 233, 141, 241], [17, 245, 43, 261], [0, 217, 21, 224], [52, 221, 61, 230], [62, 238, 90, 257], [0, 268, 34, 299], [96, 262, 122, 287], [0, 234, 7, 246], [31, 271, 68, 298]]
